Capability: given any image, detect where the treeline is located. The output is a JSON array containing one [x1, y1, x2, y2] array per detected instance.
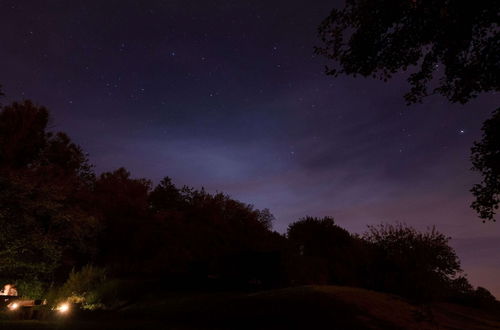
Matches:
[[0, 100, 497, 309]]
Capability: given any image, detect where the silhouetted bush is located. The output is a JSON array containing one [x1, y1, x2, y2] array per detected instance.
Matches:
[[57, 265, 107, 309], [363, 223, 462, 301]]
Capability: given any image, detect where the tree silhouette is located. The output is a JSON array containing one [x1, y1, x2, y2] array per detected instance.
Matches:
[[471, 108, 500, 221], [0, 101, 99, 281], [93, 168, 152, 270], [315, 0, 499, 104], [316, 1, 499, 221], [364, 222, 462, 300], [287, 217, 351, 257], [286, 217, 367, 286]]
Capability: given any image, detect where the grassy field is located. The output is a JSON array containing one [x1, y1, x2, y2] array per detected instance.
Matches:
[[1, 286, 500, 329]]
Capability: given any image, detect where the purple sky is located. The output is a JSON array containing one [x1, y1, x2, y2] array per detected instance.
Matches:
[[1, 0, 499, 297]]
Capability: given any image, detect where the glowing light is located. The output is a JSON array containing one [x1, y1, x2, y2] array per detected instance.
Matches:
[[57, 303, 70, 313], [8, 302, 19, 310]]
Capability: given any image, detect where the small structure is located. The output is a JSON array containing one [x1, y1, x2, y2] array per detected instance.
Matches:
[[0, 284, 19, 311], [0, 283, 50, 319]]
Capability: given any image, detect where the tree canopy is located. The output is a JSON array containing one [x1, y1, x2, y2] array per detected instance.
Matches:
[[286, 216, 369, 286], [364, 222, 462, 300], [315, 0, 499, 104], [0, 101, 98, 281]]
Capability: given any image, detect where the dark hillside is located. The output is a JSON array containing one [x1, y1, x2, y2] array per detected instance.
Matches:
[[2, 286, 500, 329]]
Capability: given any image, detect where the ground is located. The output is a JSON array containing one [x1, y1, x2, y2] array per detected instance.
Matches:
[[1, 286, 499, 329]]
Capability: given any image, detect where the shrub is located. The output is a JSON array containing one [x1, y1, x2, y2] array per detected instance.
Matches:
[[16, 279, 46, 299], [58, 265, 107, 310]]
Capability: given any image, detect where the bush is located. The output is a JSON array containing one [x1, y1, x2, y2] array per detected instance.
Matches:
[[58, 265, 107, 310], [54, 266, 148, 310], [16, 279, 46, 299]]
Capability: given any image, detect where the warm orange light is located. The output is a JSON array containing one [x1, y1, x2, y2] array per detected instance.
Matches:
[[56, 303, 70, 313], [8, 302, 19, 310]]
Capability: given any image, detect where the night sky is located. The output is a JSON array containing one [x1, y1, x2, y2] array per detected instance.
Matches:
[[1, 1, 499, 297]]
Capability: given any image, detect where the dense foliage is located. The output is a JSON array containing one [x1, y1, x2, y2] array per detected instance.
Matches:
[[471, 108, 500, 221], [315, 0, 499, 104], [0, 100, 497, 308], [286, 216, 371, 286], [364, 223, 461, 301], [0, 101, 98, 281]]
